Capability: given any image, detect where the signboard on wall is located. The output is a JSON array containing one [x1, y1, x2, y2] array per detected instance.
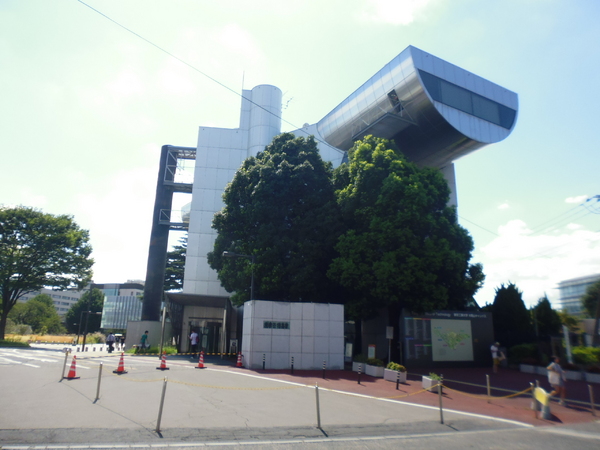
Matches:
[[401, 310, 493, 368]]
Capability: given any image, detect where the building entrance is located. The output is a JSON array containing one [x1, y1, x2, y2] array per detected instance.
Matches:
[[189, 319, 222, 354]]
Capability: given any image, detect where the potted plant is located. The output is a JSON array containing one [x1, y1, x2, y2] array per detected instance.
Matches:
[[365, 357, 385, 377], [384, 362, 407, 383], [422, 372, 442, 392]]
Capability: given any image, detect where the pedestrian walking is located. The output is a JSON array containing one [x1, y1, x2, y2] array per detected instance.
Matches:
[[138, 330, 149, 353], [547, 355, 567, 406], [106, 333, 116, 353], [190, 330, 199, 358], [490, 342, 504, 373]]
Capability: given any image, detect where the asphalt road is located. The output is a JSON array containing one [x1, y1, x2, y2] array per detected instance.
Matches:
[[1, 345, 599, 449]]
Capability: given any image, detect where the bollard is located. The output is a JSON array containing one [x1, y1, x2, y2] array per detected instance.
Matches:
[[438, 380, 444, 424], [531, 382, 538, 418], [60, 349, 70, 381], [486, 374, 491, 403], [155, 377, 168, 433], [322, 360, 326, 379], [263, 353, 266, 371], [396, 370, 400, 390], [357, 363, 362, 385], [94, 363, 103, 403], [291, 356, 294, 375], [589, 384, 596, 417], [315, 383, 322, 430]]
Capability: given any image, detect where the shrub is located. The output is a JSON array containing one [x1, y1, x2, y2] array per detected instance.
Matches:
[[428, 372, 442, 380], [353, 354, 368, 363], [572, 346, 600, 365], [586, 365, 600, 374], [0, 339, 31, 348], [366, 357, 384, 367], [386, 362, 406, 372], [508, 343, 538, 364]]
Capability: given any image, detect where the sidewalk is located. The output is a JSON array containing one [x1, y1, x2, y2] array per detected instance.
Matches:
[[222, 363, 600, 427]]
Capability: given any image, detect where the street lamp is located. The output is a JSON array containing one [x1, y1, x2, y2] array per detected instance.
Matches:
[[222, 251, 255, 300]]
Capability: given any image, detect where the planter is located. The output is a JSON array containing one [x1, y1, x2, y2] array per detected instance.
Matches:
[[365, 364, 384, 377], [384, 368, 407, 383], [519, 364, 536, 374], [422, 375, 441, 392], [536, 367, 548, 376], [564, 370, 583, 381], [584, 373, 600, 384]]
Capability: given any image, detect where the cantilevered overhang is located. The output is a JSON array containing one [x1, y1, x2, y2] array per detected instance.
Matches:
[[315, 46, 518, 168], [165, 292, 228, 308]]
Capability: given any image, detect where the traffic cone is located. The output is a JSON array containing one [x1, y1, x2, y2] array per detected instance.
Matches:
[[113, 352, 128, 374], [66, 355, 80, 380], [236, 352, 243, 368], [195, 351, 204, 369], [156, 351, 169, 370]]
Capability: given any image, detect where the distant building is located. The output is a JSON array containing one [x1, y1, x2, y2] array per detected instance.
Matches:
[[18, 288, 82, 316], [97, 282, 145, 331], [556, 274, 600, 316]]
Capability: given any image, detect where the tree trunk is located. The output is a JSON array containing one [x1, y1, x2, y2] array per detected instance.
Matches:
[[0, 310, 8, 340]]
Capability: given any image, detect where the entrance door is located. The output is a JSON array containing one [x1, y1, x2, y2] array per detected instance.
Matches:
[[189, 319, 222, 354]]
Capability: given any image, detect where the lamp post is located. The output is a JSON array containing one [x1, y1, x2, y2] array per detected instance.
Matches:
[[222, 251, 255, 300]]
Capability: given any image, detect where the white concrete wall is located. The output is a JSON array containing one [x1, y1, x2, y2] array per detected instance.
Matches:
[[241, 300, 344, 370], [183, 85, 282, 296]]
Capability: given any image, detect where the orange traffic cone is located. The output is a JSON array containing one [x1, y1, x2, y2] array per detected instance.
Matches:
[[236, 352, 243, 368], [195, 351, 205, 369], [113, 352, 128, 374], [66, 355, 80, 380], [156, 351, 169, 370]]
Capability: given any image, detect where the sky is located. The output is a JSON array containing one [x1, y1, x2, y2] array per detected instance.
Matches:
[[1, 0, 599, 309]]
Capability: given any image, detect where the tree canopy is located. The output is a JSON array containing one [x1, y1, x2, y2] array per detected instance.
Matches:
[[328, 135, 484, 319], [208, 133, 343, 305], [531, 295, 561, 340], [8, 294, 65, 335], [490, 282, 534, 348], [64, 288, 104, 334], [0, 206, 93, 339], [164, 235, 186, 292]]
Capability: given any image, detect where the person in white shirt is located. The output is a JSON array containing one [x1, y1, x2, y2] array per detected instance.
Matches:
[[490, 342, 504, 373], [190, 330, 199, 357], [547, 356, 567, 406]]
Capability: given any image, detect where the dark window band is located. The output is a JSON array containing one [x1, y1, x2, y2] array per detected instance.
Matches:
[[419, 70, 516, 130]]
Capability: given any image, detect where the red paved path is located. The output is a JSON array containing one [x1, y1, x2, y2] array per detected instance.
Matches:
[[218, 365, 600, 427]]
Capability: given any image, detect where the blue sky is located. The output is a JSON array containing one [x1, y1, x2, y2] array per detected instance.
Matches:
[[1, 0, 599, 308]]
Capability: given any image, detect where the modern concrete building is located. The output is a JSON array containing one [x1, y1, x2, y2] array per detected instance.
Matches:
[[556, 274, 600, 316], [18, 288, 83, 317], [143, 46, 518, 359]]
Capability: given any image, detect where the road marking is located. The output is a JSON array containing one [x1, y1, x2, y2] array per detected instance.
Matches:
[[0, 356, 40, 368], [536, 427, 600, 440]]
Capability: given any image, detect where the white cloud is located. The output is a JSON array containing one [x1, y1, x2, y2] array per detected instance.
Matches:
[[565, 195, 589, 204], [359, 0, 434, 25], [497, 202, 509, 210], [474, 220, 600, 308]]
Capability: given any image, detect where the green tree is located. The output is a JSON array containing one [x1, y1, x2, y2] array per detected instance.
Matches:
[[328, 135, 484, 320], [581, 279, 600, 346], [64, 288, 104, 335], [490, 283, 533, 348], [164, 236, 186, 292], [208, 133, 343, 305], [7, 294, 65, 334], [531, 295, 561, 340], [0, 206, 93, 339]]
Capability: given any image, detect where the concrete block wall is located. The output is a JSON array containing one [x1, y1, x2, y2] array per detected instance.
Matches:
[[241, 300, 344, 370]]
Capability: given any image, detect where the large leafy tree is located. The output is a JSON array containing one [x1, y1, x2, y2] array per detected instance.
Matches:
[[164, 235, 186, 292], [208, 133, 343, 305], [64, 288, 104, 334], [328, 136, 484, 321], [0, 207, 93, 339], [490, 283, 534, 348], [8, 294, 65, 335]]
